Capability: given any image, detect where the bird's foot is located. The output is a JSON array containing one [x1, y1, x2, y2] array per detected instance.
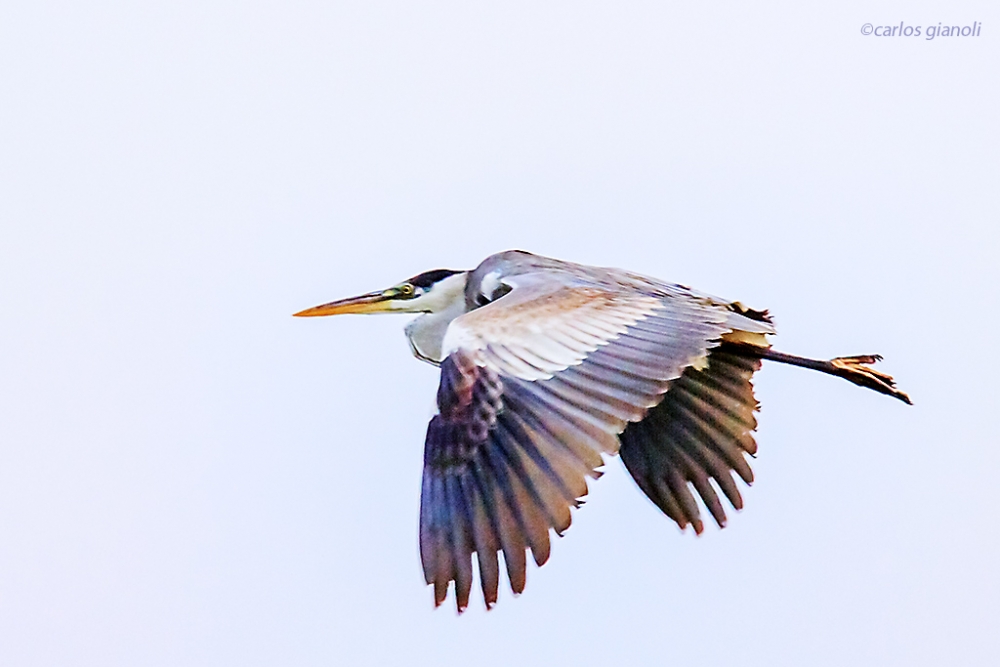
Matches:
[[829, 355, 912, 405]]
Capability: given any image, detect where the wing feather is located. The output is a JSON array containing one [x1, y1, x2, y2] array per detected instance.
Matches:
[[460, 473, 501, 607], [419, 262, 770, 609], [667, 394, 756, 482], [490, 423, 554, 565], [531, 378, 634, 427], [662, 462, 704, 533], [622, 429, 690, 528], [546, 373, 648, 421], [547, 323, 603, 349], [505, 380, 621, 457], [499, 413, 582, 517], [570, 358, 665, 398], [475, 444, 528, 595], [502, 389, 607, 473], [431, 475, 453, 606], [445, 475, 474, 610], [620, 345, 764, 533], [465, 464, 503, 606]]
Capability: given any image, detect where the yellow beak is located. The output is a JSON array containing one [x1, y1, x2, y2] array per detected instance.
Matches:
[[293, 290, 396, 317]]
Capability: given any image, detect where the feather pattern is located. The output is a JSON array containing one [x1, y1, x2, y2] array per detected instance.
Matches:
[[419, 253, 772, 610], [620, 346, 763, 532]]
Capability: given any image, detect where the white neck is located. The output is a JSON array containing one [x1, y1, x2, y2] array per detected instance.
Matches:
[[401, 272, 468, 365]]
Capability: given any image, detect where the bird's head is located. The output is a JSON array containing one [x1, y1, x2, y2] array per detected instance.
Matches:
[[293, 269, 468, 317]]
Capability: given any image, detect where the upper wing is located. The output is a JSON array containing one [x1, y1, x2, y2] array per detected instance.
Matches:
[[419, 273, 767, 610]]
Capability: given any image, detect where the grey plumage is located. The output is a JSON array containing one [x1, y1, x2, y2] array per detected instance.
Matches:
[[294, 249, 910, 612]]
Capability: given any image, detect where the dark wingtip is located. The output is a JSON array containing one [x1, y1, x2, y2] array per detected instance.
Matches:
[[729, 302, 774, 324]]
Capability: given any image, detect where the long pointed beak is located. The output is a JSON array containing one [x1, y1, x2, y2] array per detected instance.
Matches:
[[293, 290, 396, 317]]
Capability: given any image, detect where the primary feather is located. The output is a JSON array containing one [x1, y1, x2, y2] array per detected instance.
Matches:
[[294, 249, 908, 612]]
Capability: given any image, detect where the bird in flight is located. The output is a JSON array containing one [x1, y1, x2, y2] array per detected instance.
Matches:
[[294, 250, 910, 612]]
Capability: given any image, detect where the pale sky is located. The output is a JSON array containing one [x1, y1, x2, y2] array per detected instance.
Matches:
[[1, 2, 998, 665]]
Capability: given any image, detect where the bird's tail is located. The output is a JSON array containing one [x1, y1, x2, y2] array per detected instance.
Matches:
[[723, 344, 912, 405]]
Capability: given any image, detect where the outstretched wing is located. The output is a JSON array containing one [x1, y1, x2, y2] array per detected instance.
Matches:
[[619, 344, 763, 534], [419, 272, 770, 611]]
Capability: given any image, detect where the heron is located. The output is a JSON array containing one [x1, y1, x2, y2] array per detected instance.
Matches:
[[294, 250, 910, 612]]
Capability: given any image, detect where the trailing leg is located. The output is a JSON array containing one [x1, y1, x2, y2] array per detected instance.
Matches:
[[723, 343, 912, 405]]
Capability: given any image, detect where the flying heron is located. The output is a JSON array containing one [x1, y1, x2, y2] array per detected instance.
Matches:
[[295, 250, 910, 612]]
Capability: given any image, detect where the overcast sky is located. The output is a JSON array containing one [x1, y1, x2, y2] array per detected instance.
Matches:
[[1, 1, 998, 665]]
